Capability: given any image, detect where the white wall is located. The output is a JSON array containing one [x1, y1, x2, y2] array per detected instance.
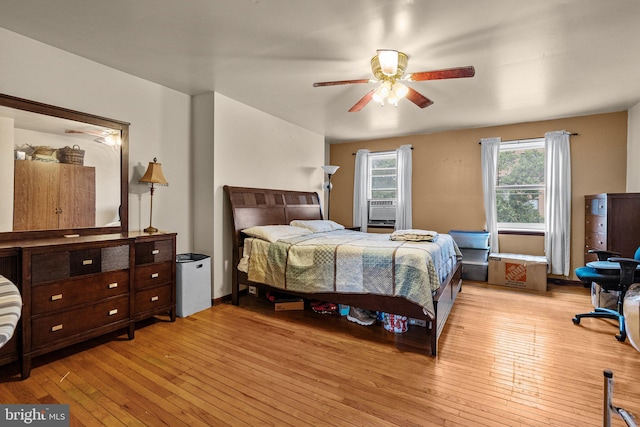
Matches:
[[193, 92, 325, 299], [628, 102, 640, 192], [0, 28, 192, 252]]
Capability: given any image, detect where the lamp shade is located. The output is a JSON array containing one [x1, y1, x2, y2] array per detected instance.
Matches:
[[140, 158, 169, 185], [321, 165, 340, 175]]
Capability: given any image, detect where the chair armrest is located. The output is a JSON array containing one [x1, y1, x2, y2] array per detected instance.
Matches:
[[589, 249, 622, 261], [608, 257, 640, 286], [608, 257, 640, 265]]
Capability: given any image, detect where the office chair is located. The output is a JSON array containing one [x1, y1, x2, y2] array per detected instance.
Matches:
[[573, 247, 640, 342]]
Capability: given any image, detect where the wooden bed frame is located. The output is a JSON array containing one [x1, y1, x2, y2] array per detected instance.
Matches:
[[224, 185, 462, 356]]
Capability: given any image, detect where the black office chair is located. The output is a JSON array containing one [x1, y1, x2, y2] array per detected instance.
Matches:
[[573, 247, 640, 342]]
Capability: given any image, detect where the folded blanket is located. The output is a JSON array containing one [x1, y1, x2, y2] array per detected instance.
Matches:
[[390, 229, 439, 242]]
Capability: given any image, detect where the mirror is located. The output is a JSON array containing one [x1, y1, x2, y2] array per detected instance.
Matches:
[[0, 93, 129, 241]]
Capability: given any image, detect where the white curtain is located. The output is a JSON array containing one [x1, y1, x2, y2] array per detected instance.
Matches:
[[481, 137, 500, 252], [353, 149, 370, 232], [395, 144, 412, 230], [544, 131, 571, 275]]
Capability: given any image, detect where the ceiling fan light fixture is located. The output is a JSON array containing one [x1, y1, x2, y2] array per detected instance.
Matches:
[[372, 80, 392, 104], [392, 82, 409, 99], [371, 50, 408, 80], [377, 50, 398, 76]]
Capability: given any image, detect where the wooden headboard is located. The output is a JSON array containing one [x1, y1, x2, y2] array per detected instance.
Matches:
[[223, 185, 323, 251]]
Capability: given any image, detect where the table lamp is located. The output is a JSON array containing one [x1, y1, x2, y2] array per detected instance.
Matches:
[[139, 157, 169, 233]]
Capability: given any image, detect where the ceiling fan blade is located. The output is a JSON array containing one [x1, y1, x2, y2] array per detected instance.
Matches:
[[406, 87, 434, 109], [406, 66, 475, 82], [348, 89, 376, 112], [65, 129, 111, 137], [313, 78, 372, 87]]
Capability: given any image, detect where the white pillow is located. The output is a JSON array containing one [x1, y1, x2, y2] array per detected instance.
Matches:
[[289, 219, 345, 233], [241, 225, 312, 243]]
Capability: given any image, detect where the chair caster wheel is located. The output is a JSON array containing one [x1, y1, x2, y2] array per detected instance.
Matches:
[[615, 334, 626, 342], [572, 317, 580, 325]]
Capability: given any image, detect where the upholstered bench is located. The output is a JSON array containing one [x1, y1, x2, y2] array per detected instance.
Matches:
[[0, 275, 21, 348], [624, 284, 640, 352]]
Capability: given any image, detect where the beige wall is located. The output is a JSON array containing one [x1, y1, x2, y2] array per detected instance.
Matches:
[[328, 111, 628, 280], [628, 103, 640, 192]]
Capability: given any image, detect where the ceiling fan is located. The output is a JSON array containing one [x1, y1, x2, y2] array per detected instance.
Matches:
[[313, 50, 475, 112]]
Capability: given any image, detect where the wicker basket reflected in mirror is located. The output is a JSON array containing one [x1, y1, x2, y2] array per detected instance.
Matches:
[[58, 144, 85, 165]]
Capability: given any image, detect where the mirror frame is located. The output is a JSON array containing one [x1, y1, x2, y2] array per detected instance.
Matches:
[[0, 93, 129, 242]]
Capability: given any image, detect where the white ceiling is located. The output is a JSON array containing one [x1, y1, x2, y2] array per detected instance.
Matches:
[[2, 0, 640, 143]]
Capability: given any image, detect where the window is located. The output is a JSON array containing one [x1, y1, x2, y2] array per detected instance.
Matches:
[[496, 138, 545, 231], [367, 151, 397, 225], [368, 152, 397, 199]]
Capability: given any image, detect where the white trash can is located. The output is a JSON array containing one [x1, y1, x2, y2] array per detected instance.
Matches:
[[176, 253, 211, 317]]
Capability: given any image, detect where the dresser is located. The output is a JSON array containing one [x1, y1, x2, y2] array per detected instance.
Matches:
[[584, 193, 640, 263], [0, 231, 176, 379], [131, 231, 177, 322]]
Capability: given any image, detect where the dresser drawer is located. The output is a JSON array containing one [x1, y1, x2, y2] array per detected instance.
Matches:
[[70, 248, 102, 276], [31, 269, 130, 315], [584, 232, 606, 251], [134, 261, 172, 289], [101, 244, 130, 272], [31, 295, 129, 349], [584, 216, 607, 234], [134, 284, 172, 315], [135, 239, 173, 265], [585, 197, 607, 216], [32, 252, 70, 284]]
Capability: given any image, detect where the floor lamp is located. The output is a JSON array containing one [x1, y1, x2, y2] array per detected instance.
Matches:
[[139, 158, 169, 233], [321, 165, 339, 219]]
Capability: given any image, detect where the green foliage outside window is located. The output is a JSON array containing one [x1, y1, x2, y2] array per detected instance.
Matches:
[[496, 148, 544, 225]]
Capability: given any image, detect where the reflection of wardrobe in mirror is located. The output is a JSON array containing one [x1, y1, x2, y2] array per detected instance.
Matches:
[[13, 160, 95, 230]]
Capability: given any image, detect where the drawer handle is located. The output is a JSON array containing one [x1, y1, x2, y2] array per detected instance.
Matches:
[[152, 249, 160, 255], [109, 309, 118, 316], [51, 324, 63, 332], [151, 296, 159, 302], [151, 273, 159, 279], [108, 282, 118, 289], [51, 294, 63, 301], [83, 259, 93, 265]]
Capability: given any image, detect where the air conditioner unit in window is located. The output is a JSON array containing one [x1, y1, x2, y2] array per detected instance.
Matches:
[[368, 200, 397, 225]]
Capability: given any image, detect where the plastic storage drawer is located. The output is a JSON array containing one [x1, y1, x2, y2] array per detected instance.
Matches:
[[460, 247, 490, 263], [449, 230, 490, 249], [462, 261, 488, 281]]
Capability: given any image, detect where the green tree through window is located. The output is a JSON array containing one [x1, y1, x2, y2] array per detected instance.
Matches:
[[496, 140, 545, 229]]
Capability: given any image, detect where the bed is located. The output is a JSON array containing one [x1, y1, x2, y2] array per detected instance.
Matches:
[[224, 185, 462, 356]]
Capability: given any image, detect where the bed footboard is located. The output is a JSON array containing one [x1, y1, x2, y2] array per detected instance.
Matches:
[[431, 261, 462, 355]]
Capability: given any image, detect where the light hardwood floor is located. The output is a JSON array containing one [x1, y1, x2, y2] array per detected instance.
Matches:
[[1, 282, 639, 426]]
